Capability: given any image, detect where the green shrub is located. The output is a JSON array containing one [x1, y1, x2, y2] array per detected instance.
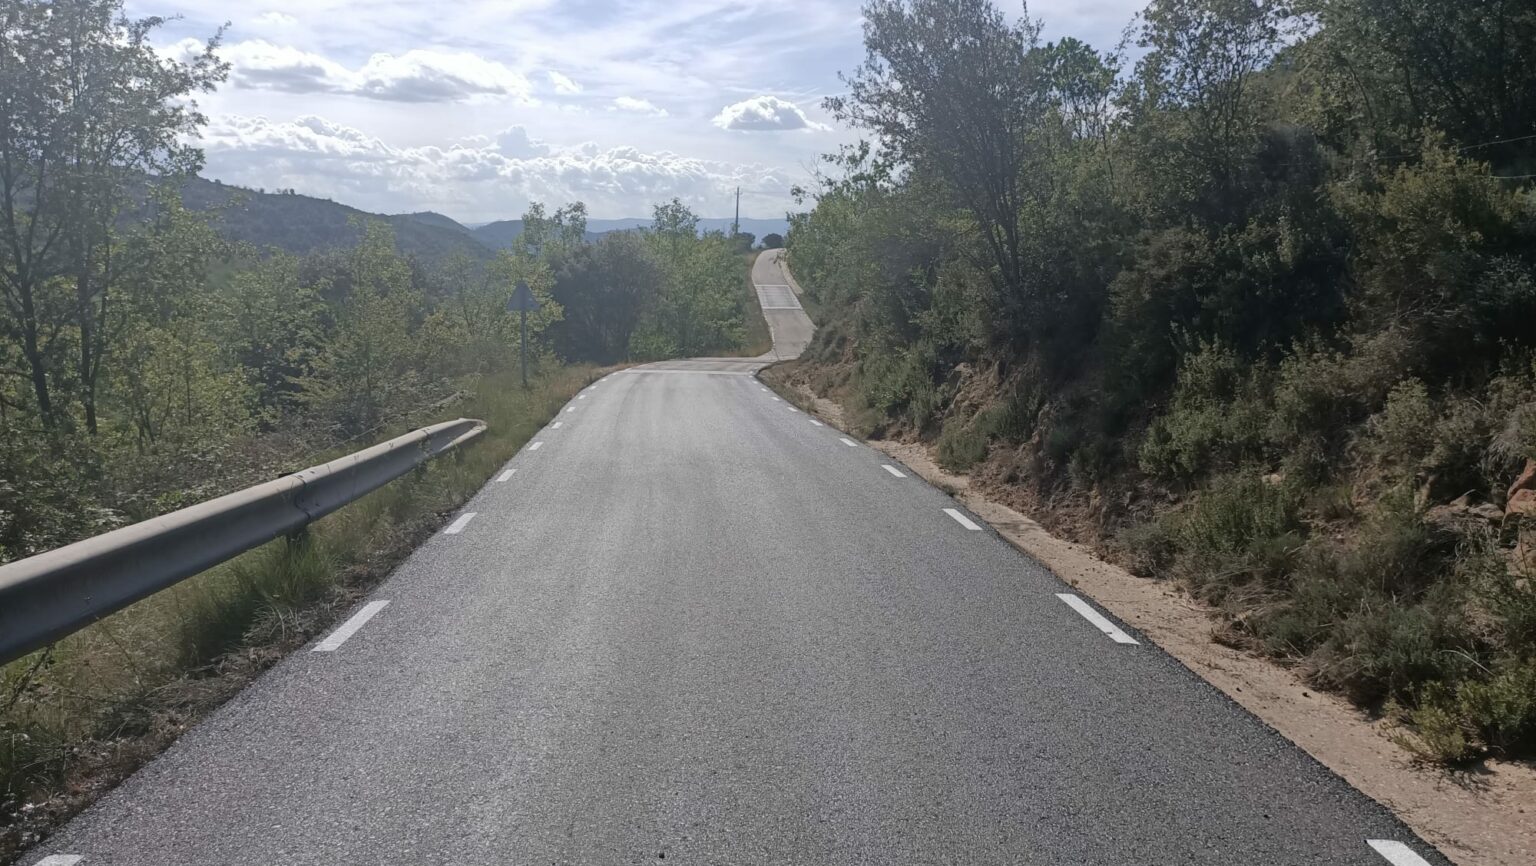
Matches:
[[1119, 518, 1179, 577], [1318, 598, 1471, 705], [1140, 342, 1270, 481], [1395, 688, 1476, 763], [937, 415, 990, 471], [1366, 379, 1436, 476], [1173, 469, 1296, 565], [1457, 661, 1536, 755], [855, 341, 947, 432]]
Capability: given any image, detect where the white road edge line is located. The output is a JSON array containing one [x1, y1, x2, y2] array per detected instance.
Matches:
[[1367, 840, 1434, 866], [34, 857, 84, 866], [943, 507, 982, 530], [496, 469, 516, 483], [566, 406, 576, 413], [839, 437, 858, 447], [882, 464, 907, 478], [443, 512, 478, 535], [313, 600, 390, 652], [552, 421, 563, 429], [787, 406, 799, 413], [1055, 593, 1139, 645], [809, 419, 824, 427], [577, 394, 586, 400], [771, 396, 781, 402], [529, 441, 544, 451]]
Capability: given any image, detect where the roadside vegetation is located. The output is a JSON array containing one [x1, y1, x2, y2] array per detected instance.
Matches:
[[780, 0, 1536, 764], [0, 0, 757, 854]]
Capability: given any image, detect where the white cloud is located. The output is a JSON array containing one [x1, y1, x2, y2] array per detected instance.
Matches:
[[610, 96, 668, 117], [185, 39, 534, 104], [493, 125, 551, 159], [252, 11, 296, 27], [209, 40, 352, 94], [196, 113, 791, 220], [546, 70, 582, 95], [712, 95, 825, 131], [354, 50, 533, 103]]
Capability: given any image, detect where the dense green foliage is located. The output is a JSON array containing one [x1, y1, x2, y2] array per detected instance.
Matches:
[[788, 0, 1536, 761]]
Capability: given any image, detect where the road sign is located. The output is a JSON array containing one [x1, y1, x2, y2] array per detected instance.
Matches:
[[507, 280, 540, 387], [507, 280, 541, 312]]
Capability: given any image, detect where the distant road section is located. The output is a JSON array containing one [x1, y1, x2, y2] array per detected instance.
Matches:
[[751, 248, 814, 360]]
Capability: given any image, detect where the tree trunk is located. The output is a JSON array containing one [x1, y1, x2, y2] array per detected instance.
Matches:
[[75, 259, 102, 435], [17, 291, 55, 431]]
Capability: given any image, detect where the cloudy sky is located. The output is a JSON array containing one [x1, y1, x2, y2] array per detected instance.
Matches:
[[133, 0, 1144, 223]]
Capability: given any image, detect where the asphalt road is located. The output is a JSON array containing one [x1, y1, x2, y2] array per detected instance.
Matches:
[[22, 252, 1447, 865]]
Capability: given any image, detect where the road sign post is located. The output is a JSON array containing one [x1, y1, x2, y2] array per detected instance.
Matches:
[[507, 280, 541, 389]]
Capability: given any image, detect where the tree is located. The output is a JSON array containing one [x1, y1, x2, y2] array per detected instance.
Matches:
[[514, 201, 587, 259], [217, 252, 326, 418], [1125, 0, 1288, 223], [548, 231, 663, 364], [649, 198, 700, 262], [829, 0, 1047, 317], [1302, 0, 1536, 165], [111, 192, 253, 449], [761, 233, 785, 249], [300, 221, 425, 434], [0, 0, 226, 432]]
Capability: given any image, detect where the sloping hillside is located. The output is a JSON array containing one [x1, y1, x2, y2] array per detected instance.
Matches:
[[393, 211, 475, 235], [177, 178, 495, 263]]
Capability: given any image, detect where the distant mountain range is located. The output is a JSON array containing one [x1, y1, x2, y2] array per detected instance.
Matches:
[[177, 178, 790, 264]]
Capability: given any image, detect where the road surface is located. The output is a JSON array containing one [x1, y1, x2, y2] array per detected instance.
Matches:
[[21, 251, 1446, 866]]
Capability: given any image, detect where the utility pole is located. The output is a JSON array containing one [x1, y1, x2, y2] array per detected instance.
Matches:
[[732, 186, 740, 238]]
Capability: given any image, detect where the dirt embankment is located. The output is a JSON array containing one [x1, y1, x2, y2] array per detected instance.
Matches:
[[760, 366, 1536, 866]]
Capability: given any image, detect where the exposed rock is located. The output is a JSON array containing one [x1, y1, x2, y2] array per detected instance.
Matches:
[[1427, 495, 1505, 528], [1509, 488, 1536, 517], [1472, 502, 1506, 522], [1510, 458, 1536, 503]]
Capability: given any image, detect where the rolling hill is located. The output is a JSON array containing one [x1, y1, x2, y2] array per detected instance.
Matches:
[[173, 178, 790, 264]]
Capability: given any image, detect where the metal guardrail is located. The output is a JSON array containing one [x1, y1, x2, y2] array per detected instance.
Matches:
[[0, 418, 487, 667]]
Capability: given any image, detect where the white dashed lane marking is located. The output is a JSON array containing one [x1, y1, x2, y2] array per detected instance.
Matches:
[[313, 600, 390, 652], [529, 441, 544, 451], [1055, 594, 1139, 645], [33, 857, 84, 866], [443, 512, 478, 535], [552, 422, 563, 429], [839, 438, 858, 447], [496, 469, 516, 483], [1367, 841, 1434, 866], [943, 508, 982, 530], [882, 465, 907, 478], [810, 420, 824, 427]]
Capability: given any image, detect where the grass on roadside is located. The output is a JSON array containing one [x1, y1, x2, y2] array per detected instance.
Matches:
[[0, 364, 597, 861], [740, 252, 773, 357]]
